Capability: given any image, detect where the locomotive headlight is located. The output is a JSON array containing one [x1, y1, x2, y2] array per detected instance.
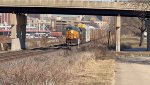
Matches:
[[71, 30, 73, 33]]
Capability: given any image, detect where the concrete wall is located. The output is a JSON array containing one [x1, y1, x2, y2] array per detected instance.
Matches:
[[0, 1, 149, 11]]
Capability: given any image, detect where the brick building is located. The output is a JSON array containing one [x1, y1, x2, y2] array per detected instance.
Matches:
[[0, 13, 11, 25]]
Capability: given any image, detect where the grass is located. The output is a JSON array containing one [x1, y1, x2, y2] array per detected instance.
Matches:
[[68, 58, 115, 85], [0, 35, 116, 85], [0, 50, 115, 85], [0, 50, 71, 85]]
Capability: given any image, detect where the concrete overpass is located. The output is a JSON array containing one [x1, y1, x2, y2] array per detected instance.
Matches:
[[0, 0, 150, 17], [0, 0, 150, 51], [0, 0, 149, 11]]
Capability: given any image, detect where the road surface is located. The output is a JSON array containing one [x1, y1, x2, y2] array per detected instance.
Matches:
[[115, 56, 150, 85]]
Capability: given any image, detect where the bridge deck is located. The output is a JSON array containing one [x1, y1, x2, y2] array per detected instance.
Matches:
[[0, 0, 149, 11]]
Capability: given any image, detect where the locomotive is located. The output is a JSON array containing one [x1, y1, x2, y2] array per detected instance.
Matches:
[[65, 23, 101, 45], [66, 26, 80, 45]]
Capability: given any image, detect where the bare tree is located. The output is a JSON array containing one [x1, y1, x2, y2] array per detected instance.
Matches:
[[121, 17, 141, 38], [138, 17, 147, 46], [107, 16, 116, 49], [126, 1, 150, 46]]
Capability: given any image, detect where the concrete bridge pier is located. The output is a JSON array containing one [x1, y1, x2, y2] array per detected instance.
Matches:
[[11, 14, 27, 51], [116, 15, 121, 52], [146, 19, 150, 51]]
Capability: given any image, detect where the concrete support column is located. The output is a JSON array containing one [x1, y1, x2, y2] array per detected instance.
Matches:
[[116, 15, 121, 52], [20, 15, 27, 50], [11, 14, 17, 39], [146, 19, 150, 51], [11, 14, 20, 51], [10, 14, 27, 51]]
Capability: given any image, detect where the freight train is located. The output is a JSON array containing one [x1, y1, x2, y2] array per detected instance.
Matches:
[[66, 26, 80, 45], [65, 24, 102, 45]]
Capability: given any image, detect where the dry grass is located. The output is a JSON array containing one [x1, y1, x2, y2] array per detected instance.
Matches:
[[67, 53, 115, 85], [0, 34, 116, 85], [0, 49, 115, 85], [0, 50, 71, 85], [121, 36, 147, 49]]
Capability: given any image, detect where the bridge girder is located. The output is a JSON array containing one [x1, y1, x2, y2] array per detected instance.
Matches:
[[0, 1, 150, 17], [0, 7, 150, 18]]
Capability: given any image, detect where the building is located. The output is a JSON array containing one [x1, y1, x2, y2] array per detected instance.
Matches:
[[0, 14, 50, 38], [27, 14, 40, 19], [0, 13, 11, 25], [40, 14, 52, 21]]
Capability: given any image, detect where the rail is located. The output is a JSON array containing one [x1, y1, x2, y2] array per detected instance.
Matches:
[[0, 48, 59, 62]]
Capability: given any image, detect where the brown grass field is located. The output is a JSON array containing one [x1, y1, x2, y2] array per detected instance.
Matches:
[[0, 37, 115, 85]]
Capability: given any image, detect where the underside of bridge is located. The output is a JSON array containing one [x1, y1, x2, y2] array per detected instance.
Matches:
[[1, 7, 150, 51], [0, 7, 150, 17]]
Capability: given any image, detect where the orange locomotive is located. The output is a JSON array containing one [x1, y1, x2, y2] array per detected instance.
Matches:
[[66, 26, 80, 45], [65, 23, 101, 45]]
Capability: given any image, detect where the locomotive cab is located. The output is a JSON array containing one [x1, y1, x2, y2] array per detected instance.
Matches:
[[65, 26, 80, 45]]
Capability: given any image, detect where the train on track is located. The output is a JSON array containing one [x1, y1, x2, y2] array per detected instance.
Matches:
[[65, 23, 102, 45]]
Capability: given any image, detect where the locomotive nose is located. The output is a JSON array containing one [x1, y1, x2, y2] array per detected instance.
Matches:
[[71, 30, 74, 33]]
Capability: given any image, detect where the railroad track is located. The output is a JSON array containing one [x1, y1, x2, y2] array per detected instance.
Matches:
[[0, 41, 93, 62], [0, 47, 62, 62]]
